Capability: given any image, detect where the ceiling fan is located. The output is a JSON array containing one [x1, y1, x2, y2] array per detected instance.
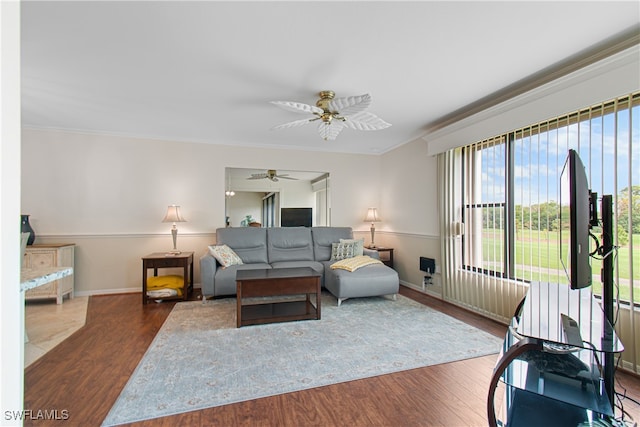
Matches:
[[270, 91, 391, 141], [247, 169, 297, 182]]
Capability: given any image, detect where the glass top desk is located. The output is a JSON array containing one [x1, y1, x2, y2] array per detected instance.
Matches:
[[517, 281, 622, 354], [488, 281, 624, 427]]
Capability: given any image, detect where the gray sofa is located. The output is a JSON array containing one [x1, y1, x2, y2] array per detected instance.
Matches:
[[200, 226, 399, 306]]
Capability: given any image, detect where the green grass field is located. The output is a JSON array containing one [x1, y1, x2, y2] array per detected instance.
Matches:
[[479, 229, 640, 303]]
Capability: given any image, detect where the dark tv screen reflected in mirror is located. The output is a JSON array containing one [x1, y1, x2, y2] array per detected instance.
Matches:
[[281, 208, 313, 227]]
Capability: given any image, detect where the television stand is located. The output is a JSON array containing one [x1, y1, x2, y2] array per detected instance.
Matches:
[[487, 281, 624, 427]]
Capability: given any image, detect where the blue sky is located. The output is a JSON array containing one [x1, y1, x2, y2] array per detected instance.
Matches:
[[482, 103, 640, 207]]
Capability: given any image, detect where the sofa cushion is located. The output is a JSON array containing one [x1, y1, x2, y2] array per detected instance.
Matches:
[[214, 263, 272, 296], [267, 227, 314, 263], [216, 227, 268, 264], [311, 227, 354, 261], [208, 244, 243, 267], [324, 263, 399, 300], [270, 260, 324, 275]]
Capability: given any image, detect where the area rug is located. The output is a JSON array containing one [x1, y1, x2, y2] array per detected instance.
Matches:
[[102, 293, 502, 426]]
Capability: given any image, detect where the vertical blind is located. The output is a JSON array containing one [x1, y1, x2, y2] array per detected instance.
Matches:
[[440, 92, 640, 375]]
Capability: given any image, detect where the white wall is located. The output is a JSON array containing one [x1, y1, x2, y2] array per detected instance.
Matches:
[[380, 138, 438, 236], [0, 1, 24, 425], [227, 191, 263, 227], [21, 129, 382, 295], [378, 138, 442, 293], [279, 180, 315, 209], [1, 0, 24, 421]]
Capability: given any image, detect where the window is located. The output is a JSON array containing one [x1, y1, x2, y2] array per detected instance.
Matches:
[[462, 92, 640, 303], [262, 192, 277, 227], [462, 136, 508, 277]]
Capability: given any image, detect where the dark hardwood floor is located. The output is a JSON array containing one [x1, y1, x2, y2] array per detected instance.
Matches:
[[24, 286, 640, 426]]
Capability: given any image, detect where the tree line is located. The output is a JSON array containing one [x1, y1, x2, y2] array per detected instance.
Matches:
[[480, 185, 639, 246]]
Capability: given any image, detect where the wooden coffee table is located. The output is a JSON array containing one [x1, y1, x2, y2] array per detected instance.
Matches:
[[236, 267, 321, 327]]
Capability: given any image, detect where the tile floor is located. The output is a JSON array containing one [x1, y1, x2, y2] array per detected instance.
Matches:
[[24, 296, 88, 368]]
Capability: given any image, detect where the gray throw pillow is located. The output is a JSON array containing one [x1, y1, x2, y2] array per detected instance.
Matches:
[[330, 241, 356, 261]]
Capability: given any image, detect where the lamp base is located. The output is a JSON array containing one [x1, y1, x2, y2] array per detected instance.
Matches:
[[370, 224, 376, 249], [167, 226, 181, 255]]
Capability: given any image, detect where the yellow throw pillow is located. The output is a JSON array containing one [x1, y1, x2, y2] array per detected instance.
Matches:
[[330, 255, 382, 272], [147, 275, 184, 296]]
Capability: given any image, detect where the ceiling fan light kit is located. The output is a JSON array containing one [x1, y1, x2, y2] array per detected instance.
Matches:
[[271, 91, 391, 141]]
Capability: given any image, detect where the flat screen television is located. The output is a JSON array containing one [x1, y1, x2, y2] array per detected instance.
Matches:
[[280, 208, 312, 227], [559, 149, 592, 289]]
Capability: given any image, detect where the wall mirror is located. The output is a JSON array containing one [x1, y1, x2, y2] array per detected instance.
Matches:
[[225, 167, 330, 228]]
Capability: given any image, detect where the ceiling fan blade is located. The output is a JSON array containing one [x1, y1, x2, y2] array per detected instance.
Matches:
[[318, 121, 345, 141], [343, 111, 392, 131], [271, 118, 314, 130], [248, 173, 269, 180], [329, 94, 371, 116], [270, 101, 323, 115], [276, 175, 297, 180]]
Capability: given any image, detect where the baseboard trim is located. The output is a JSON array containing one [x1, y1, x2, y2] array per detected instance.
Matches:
[[401, 280, 442, 299], [75, 284, 202, 298], [75, 288, 138, 297]]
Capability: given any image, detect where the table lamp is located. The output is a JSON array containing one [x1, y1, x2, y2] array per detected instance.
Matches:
[[364, 207, 381, 248], [162, 205, 186, 254]]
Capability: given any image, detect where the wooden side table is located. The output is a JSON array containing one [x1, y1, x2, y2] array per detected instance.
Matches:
[[366, 247, 394, 269], [142, 252, 194, 305]]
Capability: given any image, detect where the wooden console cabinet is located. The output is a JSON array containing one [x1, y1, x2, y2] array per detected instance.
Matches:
[[24, 244, 75, 304]]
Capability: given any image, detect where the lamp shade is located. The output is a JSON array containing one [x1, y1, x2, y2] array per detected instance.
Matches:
[[162, 205, 186, 223], [364, 208, 381, 223]]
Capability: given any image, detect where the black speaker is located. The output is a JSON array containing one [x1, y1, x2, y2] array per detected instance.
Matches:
[[419, 257, 436, 274]]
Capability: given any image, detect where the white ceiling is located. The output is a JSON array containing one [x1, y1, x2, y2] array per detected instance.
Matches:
[[21, 1, 640, 155]]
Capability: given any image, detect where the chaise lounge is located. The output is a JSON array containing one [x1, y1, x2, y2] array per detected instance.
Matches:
[[200, 226, 399, 306]]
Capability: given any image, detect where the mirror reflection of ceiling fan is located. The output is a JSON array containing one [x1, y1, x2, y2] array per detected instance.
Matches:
[[247, 169, 297, 182], [270, 90, 391, 141]]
